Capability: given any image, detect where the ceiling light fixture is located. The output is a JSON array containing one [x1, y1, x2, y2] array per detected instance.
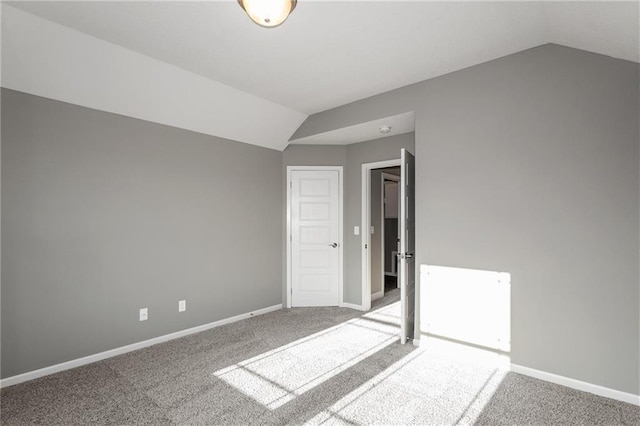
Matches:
[[237, 0, 297, 28], [379, 126, 392, 134]]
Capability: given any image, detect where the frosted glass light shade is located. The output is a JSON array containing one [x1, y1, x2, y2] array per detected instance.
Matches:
[[237, 0, 297, 28]]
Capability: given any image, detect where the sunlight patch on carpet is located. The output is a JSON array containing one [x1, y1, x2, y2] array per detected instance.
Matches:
[[213, 301, 402, 410], [308, 336, 510, 425]]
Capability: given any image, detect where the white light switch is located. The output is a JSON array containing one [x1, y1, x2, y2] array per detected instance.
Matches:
[[139, 308, 148, 321], [354, 226, 360, 235], [178, 300, 186, 312]]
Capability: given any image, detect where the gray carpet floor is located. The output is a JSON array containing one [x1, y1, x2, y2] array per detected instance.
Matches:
[[1, 289, 638, 425]]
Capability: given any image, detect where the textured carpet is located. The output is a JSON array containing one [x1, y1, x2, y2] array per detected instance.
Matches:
[[1, 289, 638, 425]]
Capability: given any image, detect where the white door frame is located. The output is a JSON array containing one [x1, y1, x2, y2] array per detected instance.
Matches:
[[380, 172, 401, 298], [361, 159, 401, 311], [286, 166, 344, 309]]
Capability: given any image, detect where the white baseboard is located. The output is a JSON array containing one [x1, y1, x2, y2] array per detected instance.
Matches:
[[412, 338, 420, 347], [510, 364, 640, 406], [0, 304, 282, 389], [340, 302, 365, 311], [371, 291, 383, 301]]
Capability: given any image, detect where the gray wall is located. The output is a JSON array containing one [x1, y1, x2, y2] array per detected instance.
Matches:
[[282, 134, 414, 306], [293, 44, 640, 395], [416, 45, 639, 395], [282, 145, 347, 167], [1, 89, 283, 378]]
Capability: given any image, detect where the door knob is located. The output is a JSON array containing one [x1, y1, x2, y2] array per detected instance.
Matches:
[[329, 243, 338, 248]]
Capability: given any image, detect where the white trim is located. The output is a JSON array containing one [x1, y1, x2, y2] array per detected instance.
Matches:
[[286, 166, 344, 309], [361, 159, 401, 312], [340, 302, 366, 311], [510, 364, 640, 406], [371, 291, 384, 301], [412, 338, 420, 347], [0, 304, 282, 389]]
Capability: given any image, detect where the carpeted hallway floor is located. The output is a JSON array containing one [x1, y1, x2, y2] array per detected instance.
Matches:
[[1, 289, 638, 425]]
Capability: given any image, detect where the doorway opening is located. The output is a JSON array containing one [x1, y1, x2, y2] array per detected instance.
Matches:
[[361, 158, 401, 313], [371, 169, 401, 302]]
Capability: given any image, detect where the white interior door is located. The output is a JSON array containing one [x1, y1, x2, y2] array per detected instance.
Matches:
[[291, 170, 341, 307], [400, 149, 416, 344]]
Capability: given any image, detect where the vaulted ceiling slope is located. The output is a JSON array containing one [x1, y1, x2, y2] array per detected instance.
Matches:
[[1, 4, 307, 151], [3, 1, 638, 150]]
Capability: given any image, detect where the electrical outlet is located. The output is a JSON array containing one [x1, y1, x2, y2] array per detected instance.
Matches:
[[139, 308, 148, 321], [178, 300, 186, 312]]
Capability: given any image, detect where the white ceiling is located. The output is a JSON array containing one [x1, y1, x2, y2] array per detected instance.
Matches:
[[4, 1, 639, 147]]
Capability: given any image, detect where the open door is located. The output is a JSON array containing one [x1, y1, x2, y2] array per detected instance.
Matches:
[[399, 148, 415, 344]]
